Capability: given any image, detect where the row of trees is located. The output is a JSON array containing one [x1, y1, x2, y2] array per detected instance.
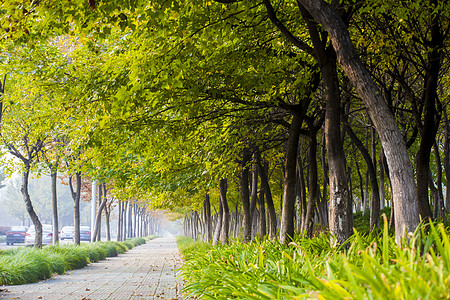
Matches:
[[0, 0, 449, 246]]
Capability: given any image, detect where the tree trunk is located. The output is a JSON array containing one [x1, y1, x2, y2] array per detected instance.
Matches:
[[345, 122, 380, 230], [240, 148, 252, 243], [444, 109, 450, 214], [212, 199, 223, 246], [258, 181, 267, 238], [69, 171, 82, 245], [96, 183, 103, 241], [50, 165, 59, 244], [322, 50, 352, 245], [300, 0, 419, 244], [93, 185, 108, 242], [127, 201, 133, 238], [204, 193, 212, 242], [433, 142, 446, 221], [117, 201, 122, 241], [257, 156, 277, 240], [280, 111, 305, 244], [219, 178, 230, 244], [250, 158, 258, 240], [301, 128, 318, 238], [22, 164, 43, 248]]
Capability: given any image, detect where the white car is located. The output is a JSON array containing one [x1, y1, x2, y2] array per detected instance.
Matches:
[[60, 226, 74, 240], [25, 224, 53, 245]]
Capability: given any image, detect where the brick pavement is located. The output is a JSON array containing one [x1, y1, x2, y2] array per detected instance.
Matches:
[[0, 236, 186, 300]]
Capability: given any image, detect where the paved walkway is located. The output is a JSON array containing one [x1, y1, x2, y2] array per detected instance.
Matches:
[[0, 236, 186, 299]]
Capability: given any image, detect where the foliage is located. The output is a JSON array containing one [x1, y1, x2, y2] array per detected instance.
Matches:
[[180, 220, 450, 299]]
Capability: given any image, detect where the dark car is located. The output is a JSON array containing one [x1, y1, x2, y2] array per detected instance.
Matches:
[[6, 226, 28, 245], [80, 226, 91, 242]]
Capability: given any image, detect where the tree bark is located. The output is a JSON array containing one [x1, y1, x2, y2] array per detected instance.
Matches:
[[239, 148, 252, 243], [280, 112, 304, 244], [50, 164, 59, 244], [219, 178, 230, 244], [212, 198, 223, 246], [93, 184, 108, 242], [301, 127, 318, 238], [22, 164, 43, 248], [345, 122, 380, 230], [69, 171, 82, 245], [250, 157, 258, 240], [444, 109, 450, 214], [117, 201, 123, 241], [300, 0, 419, 244], [257, 156, 277, 240], [204, 193, 212, 242]]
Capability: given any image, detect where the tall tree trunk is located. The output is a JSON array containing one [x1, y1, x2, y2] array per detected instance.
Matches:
[[69, 171, 82, 245], [240, 148, 252, 243], [301, 128, 318, 238], [219, 178, 230, 244], [320, 130, 329, 226], [379, 147, 385, 210], [433, 142, 446, 221], [204, 193, 212, 242], [212, 199, 223, 246], [50, 164, 59, 244], [355, 158, 364, 212], [258, 182, 267, 237], [322, 50, 352, 245], [93, 185, 108, 242], [257, 156, 277, 240], [444, 109, 450, 214], [96, 183, 103, 241], [300, 0, 419, 244], [280, 111, 305, 244], [22, 164, 43, 248], [127, 201, 133, 239], [250, 157, 258, 240], [345, 122, 380, 230], [117, 201, 122, 242]]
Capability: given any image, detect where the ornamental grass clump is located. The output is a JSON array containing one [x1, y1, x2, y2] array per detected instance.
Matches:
[[180, 219, 450, 299], [127, 237, 146, 246], [0, 248, 52, 285], [0, 238, 149, 286]]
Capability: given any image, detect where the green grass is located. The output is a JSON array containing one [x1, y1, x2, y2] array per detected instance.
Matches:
[[0, 236, 154, 286], [179, 219, 450, 299]]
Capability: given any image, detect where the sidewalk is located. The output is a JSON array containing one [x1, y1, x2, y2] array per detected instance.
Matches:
[[0, 236, 185, 299]]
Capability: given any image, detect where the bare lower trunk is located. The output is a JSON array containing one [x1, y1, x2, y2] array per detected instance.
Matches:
[[212, 198, 223, 246], [69, 172, 82, 245], [240, 148, 252, 243], [117, 202, 122, 241], [301, 128, 318, 238], [257, 157, 277, 240], [50, 166, 59, 244], [345, 122, 380, 230], [22, 165, 43, 248], [280, 112, 305, 244], [219, 178, 230, 244], [322, 51, 352, 245], [300, 0, 419, 244], [204, 194, 212, 242]]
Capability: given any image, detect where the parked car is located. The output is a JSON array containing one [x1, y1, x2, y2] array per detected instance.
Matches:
[[6, 226, 28, 245], [60, 226, 74, 240], [25, 224, 53, 245], [80, 226, 91, 242]]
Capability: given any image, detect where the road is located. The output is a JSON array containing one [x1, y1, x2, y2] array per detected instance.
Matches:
[[0, 236, 185, 299]]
